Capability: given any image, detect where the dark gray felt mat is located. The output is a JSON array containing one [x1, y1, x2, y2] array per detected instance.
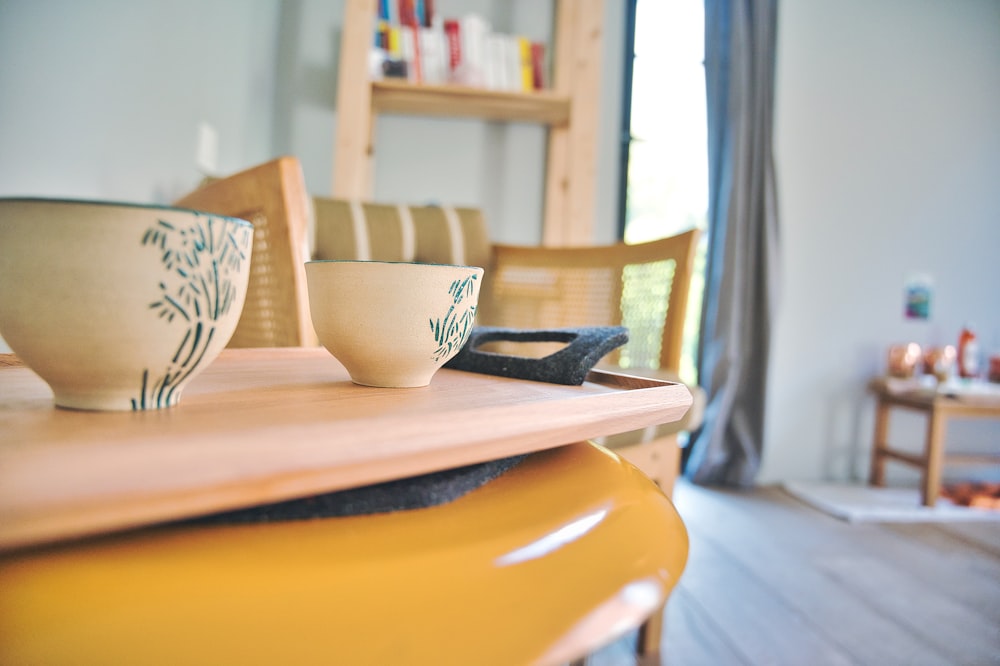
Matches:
[[184, 455, 526, 524]]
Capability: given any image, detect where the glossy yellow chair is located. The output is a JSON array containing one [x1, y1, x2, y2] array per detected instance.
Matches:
[[0, 442, 688, 665]]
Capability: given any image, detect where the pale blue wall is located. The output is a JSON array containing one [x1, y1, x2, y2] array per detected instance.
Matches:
[[0, 0, 281, 202], [0, 0, 624, 241]]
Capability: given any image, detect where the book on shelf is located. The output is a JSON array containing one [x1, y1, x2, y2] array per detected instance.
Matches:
[[519, 37, 533, 92], [378, 0, 397, 26], [456, 14, 489, 87], [371, 6, 548, 93], [484, 33, 504, 90], [444, 19, 461, 75], [530, 42, 546, 90], [419, 25, 448, 85], [400, 24, 421, 83]]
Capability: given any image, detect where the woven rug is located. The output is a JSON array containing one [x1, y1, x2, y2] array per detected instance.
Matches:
[[782, 481, 1000, 524]]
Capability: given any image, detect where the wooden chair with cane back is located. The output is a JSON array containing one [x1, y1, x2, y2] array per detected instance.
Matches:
[[174, 156, 317, 348], [310, 197, 703, 493], [479, 232, 703, 661], [479, 230, 704, 498]]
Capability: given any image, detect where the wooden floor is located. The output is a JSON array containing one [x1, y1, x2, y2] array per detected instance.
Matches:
[[586, 480, 1000, 666]]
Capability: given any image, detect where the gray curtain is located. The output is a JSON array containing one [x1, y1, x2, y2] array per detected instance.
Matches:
[[685, 0, 780, 486]]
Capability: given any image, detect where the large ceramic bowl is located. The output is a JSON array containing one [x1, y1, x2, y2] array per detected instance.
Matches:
[[0, 198, 253, 411], [305, 260, 483, 387]]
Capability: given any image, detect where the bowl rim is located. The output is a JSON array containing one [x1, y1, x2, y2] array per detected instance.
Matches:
[[306, 259, 484, 271], [0, 196, 254, 229]]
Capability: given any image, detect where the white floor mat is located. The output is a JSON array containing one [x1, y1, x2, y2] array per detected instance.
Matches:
[[781, 481, 1000, 523]]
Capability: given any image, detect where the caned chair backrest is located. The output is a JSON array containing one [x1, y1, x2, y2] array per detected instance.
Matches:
[[478, 230, 701, 375], [311, 196, 700, 377], [175, 157, 317, 348]]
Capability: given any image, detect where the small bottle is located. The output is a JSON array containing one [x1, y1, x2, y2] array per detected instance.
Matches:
[[957, 323, 980, 379]]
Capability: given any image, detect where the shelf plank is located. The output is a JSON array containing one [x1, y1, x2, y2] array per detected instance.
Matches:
[[371, 80, 571, 125], [0, 348, 690, 551]]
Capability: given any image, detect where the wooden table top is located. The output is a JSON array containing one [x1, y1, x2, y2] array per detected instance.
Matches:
[[868, 376, 1000, 412], [0, 347, 691, 551]]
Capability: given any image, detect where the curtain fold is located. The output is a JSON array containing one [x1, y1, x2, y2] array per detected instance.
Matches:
[[685, 0, 780, 486]]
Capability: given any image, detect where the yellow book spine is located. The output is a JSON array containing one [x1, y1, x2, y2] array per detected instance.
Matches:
[[519, 36, 533, 91]]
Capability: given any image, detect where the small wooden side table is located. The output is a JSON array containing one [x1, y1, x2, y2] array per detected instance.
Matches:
[[868, 377, 1000, 506]]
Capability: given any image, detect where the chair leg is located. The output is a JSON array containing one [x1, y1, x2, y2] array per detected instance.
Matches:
[[606, 435, 677, 663], [658, 435, 681, 497], [636, 603, 664, 661], [611, 434, 681, 493]]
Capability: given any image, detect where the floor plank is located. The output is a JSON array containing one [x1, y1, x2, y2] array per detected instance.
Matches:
[[880, 522, 1000, 623], [934, 520, 1000, 558], [670, 484, 951, 666], [584, 479, 1000, 666], [670, 521, 856, 665], [660, 586, 748, 666], [817, 554, 1000, 664]]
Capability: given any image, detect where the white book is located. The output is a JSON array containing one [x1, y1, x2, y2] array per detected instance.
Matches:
[[485, 33, 505, 90], [458, 14, 489, 87], [398, 25, 418, 83], [504, 35, 521, 91], [420, 27, 448, 85]]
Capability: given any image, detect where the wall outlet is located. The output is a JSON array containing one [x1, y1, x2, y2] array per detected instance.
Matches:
[[195, 121, 219, 175]]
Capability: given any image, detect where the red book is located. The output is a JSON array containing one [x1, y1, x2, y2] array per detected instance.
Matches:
[[409, 25, 423, 83], [397, 0, 413, 26], [530, 42, 546, 90], [444, 19, 462, 75]]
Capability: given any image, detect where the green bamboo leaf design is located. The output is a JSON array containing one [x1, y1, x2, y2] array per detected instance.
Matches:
[[134, 215, 251, 409], [430, 273, 479, 362]]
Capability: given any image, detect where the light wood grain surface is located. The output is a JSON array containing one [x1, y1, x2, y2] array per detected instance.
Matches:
[[371, 80, 571, 124], [0, 348, 690, 551]]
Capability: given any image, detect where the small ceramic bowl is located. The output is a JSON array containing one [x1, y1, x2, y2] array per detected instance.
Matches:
[[305, 260, 483, 387], [0, 198, 253, 410]]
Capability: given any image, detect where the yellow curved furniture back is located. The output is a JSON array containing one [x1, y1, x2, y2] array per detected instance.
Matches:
[[0, 443, 688, 666]]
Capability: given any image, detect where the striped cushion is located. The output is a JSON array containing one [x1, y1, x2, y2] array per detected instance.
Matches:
[[311, 198, 493, 271]]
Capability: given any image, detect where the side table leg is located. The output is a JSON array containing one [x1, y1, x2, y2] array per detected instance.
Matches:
[[923, 409, 946, 507], [869, 399, 890, 487]]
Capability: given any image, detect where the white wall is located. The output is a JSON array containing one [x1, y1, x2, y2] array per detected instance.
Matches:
[[0, 0, 281, 202], [764, 0, 1000, 484]]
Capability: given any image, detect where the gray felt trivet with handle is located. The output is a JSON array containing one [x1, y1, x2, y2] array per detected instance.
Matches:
[[444, 326, 629, 385]]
